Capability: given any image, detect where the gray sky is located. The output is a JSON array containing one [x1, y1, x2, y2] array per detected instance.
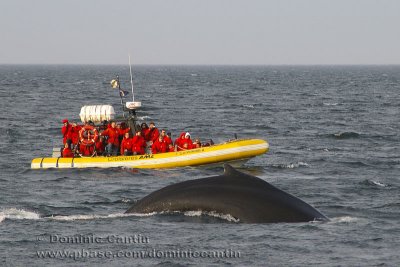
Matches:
[[1, 0, 399, 65]]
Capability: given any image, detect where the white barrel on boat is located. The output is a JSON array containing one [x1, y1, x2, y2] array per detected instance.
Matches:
[[79, 105, 115, 123]]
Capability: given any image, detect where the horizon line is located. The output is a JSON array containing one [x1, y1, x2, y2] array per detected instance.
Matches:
[[1, 63, 400, 67]]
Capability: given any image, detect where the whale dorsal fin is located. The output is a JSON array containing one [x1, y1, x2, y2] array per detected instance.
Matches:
[[223, 164, 240, 176], [222, 164, 278, 190], [223, 164, 255, 180]]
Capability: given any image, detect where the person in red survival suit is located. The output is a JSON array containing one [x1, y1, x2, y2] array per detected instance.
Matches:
[[70, 122, 82, 148], [131, 130, 146, 155], [167, 143, 175, 152], [62, 143, 74, 158], [117, 122, 130, 144], [152, 136, 168, 154], [181, 132, 193, 150], [140, 122, 150, 141], [79, 143, 95, 157], [61, 119, 72, 145], [160, 129, 172, 146], [174, 132, 186, 151], [101, 121, 120, 156], [120, 132, 134, 156], [147, 122, 160, 144]]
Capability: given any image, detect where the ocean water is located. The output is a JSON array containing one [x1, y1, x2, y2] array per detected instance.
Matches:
[[0, 65, 399, 266]]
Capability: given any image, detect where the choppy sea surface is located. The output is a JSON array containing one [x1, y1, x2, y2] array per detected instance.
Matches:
[[0, 65, 399, 266]]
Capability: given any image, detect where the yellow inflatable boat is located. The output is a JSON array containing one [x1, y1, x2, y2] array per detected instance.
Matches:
[[31, 139, 268, 169], [31, 74, 269, 170]]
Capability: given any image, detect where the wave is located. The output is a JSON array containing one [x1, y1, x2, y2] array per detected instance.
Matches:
[[117, 198, 132, 203], [0, 208, 240, 223], [332, 132, 360, 139], [46, 213, 149, 221], [0, 208, 40, 223], [1, 209, 362, 225], [0, 208, 156, 223], [271, 162, 310, 169], [370, 181, 388, 187], [183, 211, 239, 223], [137, 116, 151, 120], [46, 211, 239, 223], [242, 104, 255, 109], [323, 102, 339, 106], [328, 216, 359, 223], [74, 80, 86, 85], [360, 179, 390, 188]]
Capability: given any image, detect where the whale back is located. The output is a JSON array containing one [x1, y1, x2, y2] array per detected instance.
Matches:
[[126, 164, 328, 223]]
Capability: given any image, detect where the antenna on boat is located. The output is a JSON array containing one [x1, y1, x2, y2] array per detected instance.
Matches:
[[124, 54, 142, 133], [129, 54, 135, 102], [124, 54, 141, 112]]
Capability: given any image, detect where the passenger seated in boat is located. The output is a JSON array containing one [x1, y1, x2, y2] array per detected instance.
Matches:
[[160, 129, 172, 146], [192, 138, 202, 148], [101, 121, 120, 156], [62, 143, 74, 158], [95, 136, 105, 156], [182, 132, 193, 150], [152, 136, 167, 154], [79, 143, 95, 157], [147, 122, 160, 145], [120, 132, 134, 156], [174, 132, 186, 151], [175, 132, 193, 151], [168, 143, 175, 152], [132, 130, 146, 155]]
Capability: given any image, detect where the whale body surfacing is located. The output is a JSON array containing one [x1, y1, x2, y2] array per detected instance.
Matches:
[[126, 164, 328, 223]]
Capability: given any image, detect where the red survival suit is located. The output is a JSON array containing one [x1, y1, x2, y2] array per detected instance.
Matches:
[[61, 120, 72, 144], [101, 126, 121, 148], [62, 147, 74, 158], [120, 137, 134, 155], [152, 138, 168, 154], [132, 135, 146, 155]]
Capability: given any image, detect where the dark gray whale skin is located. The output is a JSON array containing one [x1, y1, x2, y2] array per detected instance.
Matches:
[[126, 164, 328, 223]]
